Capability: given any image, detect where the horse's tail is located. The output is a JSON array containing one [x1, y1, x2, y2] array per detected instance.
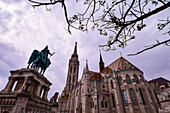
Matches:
[[27, 50, 39, 64]]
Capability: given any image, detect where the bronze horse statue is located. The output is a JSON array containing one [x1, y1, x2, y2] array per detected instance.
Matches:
[[27, 46, 53, 75]]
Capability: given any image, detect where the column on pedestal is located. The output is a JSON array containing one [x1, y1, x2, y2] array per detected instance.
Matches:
[[36, 84, 42, 97], [43, 87, 50, 100], [4, 77, 15, 91]]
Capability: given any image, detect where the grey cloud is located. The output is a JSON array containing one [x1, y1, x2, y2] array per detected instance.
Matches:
[[0, 42, 25, 77], [0, 9, 13, 34]]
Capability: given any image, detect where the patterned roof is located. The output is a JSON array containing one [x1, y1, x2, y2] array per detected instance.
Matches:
[[90, 71, 104, 81], [106, 57, 141, 73], [101, 67, 113, 74]]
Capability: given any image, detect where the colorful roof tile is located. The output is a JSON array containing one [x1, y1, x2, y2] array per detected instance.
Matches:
[[90, 71, 104, 81], [106, 57, 141, 73]]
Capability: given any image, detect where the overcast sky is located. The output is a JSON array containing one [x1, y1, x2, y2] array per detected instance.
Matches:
[[0, 0, 169, 99]]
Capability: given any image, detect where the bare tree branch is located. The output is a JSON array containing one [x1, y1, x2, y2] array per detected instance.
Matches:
[[29, 0, 71, 34], [128, 39, 170, 56]]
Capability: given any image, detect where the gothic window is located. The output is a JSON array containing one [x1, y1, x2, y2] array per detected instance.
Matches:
[[74, 67, 76, 73], [70, 66, 72, 73], [134, 74, 139, 84], [111, 93, 116, 108], [101, 97, 108, 108], [138, 88, 146, 105], [126, 75, 132, 84], [12, 80, 18, 91], [73, 76, 75, 83], [69, 76, 71, 83], [130, 89, 138, 106], [101, 97, 105, 108], [111, 80, 114, 89], [91, 98, 94, 108], [119, 77, 124, 86], [105, 101, 107, 108], [122, 90, 129, 106]]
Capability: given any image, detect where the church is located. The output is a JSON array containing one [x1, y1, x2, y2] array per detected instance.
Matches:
[[0, 42, 159, 113], [57, 42, 159, 113]]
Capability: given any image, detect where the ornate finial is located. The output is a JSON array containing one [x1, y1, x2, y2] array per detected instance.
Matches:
[[120, 52, 122, 57]]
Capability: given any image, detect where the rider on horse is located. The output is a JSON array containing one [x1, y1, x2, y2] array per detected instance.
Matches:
[[41, 45, 52, 65], [27, 45, 54, 75]]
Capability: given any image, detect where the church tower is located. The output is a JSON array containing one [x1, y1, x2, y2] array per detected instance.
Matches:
[[65, 42, 79, 93]]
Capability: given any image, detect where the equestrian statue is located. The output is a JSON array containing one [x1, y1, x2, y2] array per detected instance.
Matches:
[[27, 46, 54, 75]]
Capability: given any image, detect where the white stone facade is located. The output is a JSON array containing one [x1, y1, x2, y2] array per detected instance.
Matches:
[[57, 43, 159, 113]]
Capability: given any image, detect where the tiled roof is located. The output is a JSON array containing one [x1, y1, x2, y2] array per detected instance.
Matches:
[[106, 57, 141, 72], [89, 71, 104, 81]]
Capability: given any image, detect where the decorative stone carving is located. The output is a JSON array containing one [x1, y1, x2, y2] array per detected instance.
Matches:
[[50, 92, 59, 103]]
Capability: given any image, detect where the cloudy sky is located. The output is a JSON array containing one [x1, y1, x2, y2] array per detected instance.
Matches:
[[0, 0, 169, 99]]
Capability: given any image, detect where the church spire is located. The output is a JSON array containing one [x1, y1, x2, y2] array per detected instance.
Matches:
[[72, 42, 78, 58], [85, 60, 89, 70], [99, 50, 105, 72]]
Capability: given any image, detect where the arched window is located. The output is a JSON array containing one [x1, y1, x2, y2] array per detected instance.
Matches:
[[101, 97, 107, 108], [103, 85, 105, 88], [91, 98, 94, 108], [111, 93, 116, 108], [130, 89, 137, 106], [126, 75, 132, 84], [111, 80, 114, 89], [74, 67, 76, 73], [122, 90, 128, 106], [101, 97, 104, 108], [69, 76, 71, 83], [70, 66, 72, 73], [73, 76, 75, 83], [119, 77, 124, 86], [105, 101, 107, 108], [138, 88, 146, 105], [134, 74, 139, 84], [12, 80, 18, 91]]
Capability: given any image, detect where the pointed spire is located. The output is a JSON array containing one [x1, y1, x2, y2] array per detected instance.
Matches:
[[71, 42, 78, 58], [83, 59, 89, 74], [99, 49, 104, 63], [99, 49, 105, 72], [85, 60, 89, 70], [74, 42, 77, 54]]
